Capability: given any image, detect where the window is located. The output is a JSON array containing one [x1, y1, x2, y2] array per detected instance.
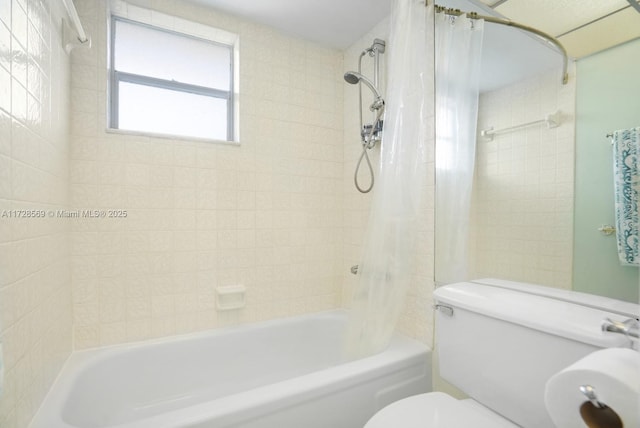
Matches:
[[109, 17, 235, 141]]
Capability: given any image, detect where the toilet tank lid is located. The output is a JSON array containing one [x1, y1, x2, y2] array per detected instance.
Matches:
[[472, 278, 639, 318], [434, 280, 638, 348]]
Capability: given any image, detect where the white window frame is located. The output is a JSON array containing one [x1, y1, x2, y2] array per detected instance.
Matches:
[[108, 15, 236, 142]]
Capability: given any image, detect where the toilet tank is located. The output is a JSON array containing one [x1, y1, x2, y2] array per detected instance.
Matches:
[[434, 279, 639, 428]]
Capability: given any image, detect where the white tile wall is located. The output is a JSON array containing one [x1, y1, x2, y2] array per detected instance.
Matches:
[[341, 17, 436, 345], [470, 66, 576, 289], [0, 1, 72, 427], [69, 0, 345, 348]]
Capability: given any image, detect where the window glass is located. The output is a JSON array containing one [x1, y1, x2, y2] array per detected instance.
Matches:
[[109, 16, 235, 141], [118, 82, 228, 140], [114, 19, 231, 90]]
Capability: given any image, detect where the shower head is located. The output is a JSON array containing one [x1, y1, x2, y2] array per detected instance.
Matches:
[[343, 71, 384, 110], [344, 71, 380, 98], [344, 71, 361, 85]]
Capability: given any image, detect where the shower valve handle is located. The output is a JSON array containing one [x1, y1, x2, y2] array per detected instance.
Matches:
[[361, 120, 384, 147]]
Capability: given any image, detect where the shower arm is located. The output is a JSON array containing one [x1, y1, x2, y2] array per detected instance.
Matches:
[[434, 5, 569, 85]]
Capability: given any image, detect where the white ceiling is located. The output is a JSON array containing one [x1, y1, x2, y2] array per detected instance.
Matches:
[[186, 0, 640, 92], [439, 0, 564, 92], [489, 0, 631, 36], [187, 0, 392, 49], [482, 0, 640, 58], [437, 0, 640, 90]]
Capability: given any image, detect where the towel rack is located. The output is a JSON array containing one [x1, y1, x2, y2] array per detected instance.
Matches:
[[480, 110, 561, 141]]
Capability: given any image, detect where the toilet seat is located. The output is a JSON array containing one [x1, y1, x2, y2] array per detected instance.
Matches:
[[364, 392, 519, 428]]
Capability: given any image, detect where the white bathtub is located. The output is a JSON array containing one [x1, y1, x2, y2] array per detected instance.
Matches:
[[32, 311, 431, 428]]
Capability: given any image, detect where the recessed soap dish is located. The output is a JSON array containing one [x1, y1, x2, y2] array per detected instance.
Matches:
[[216, 285, 246, 311]]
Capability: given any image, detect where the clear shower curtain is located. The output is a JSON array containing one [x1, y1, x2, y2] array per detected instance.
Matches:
[[434, 13, 484, 285], [346, 0, 433, 358]]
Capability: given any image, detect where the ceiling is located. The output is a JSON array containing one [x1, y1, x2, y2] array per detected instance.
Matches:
[[439, 0, 563, 91], [188, 0, 640, 56], [478, 0, 640, 58], [187, 0, 640, 91], [187, 0, 392, 49], [438, 0, 640, 90]]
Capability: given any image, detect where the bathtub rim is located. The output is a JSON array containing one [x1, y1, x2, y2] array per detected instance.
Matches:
[[31, 309, 431, 428]]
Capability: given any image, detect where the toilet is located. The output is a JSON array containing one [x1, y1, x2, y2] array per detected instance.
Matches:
[[365, 279, 639, 428]]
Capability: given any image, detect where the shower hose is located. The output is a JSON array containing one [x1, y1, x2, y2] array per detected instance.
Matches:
[[355, 106, 384, 193]]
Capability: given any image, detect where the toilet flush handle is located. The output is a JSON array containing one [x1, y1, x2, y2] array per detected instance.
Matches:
[[601, 318, 640, 339], [434, 304, 454, 317]]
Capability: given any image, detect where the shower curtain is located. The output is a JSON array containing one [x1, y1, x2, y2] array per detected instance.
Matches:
[[345, 0, 433, 358], [434, 12, 484, 284], [613, 127, 639, 266]]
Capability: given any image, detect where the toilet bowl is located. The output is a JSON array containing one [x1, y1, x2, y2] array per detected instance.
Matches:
[[364, 392, 517, 428], [363, 279, 639, 428]]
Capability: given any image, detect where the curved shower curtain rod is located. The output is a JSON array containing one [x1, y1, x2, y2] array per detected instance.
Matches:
[[433, 4, 569, 85]]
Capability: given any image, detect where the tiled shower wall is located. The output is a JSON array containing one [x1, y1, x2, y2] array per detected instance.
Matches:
[[342, 18, 436, 345], [0, 0, 72, 426], [469, 67, 576, 289], [69, 0, 345, 349]]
